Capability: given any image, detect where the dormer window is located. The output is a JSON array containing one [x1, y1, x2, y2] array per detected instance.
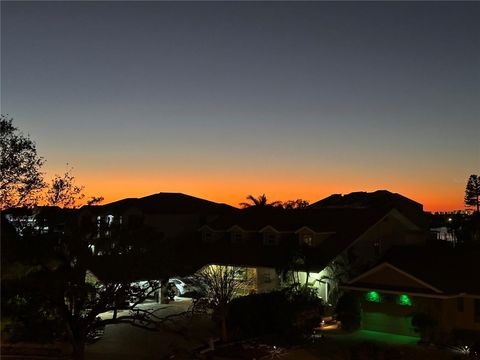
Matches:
[[231, 232, 243, 244], [302, 234, 313, 246], [263, 232, 278, 246], [202, 231, 214, 243]]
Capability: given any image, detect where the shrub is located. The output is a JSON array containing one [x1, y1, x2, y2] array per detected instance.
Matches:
[[336, 293, 361, 332], [227, 288, 324, 337], [410, 312, 437, 342]]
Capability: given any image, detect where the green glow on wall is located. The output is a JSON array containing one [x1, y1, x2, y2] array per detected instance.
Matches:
[[365, 291, 381, 302], [398, 294, 412, 306]]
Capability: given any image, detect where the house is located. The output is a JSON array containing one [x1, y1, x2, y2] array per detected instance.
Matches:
[[341, 247, 480, 338], [198, 191, 427, 303], [77, 192, 236, 255]]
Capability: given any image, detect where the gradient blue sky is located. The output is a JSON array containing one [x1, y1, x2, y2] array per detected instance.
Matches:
[[2, 1, 479, 210]]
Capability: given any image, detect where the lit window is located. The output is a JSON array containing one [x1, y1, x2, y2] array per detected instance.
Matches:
[[302, 234, 313, 246], [365, 291, 381, 302], [397, 294, 412, 306]]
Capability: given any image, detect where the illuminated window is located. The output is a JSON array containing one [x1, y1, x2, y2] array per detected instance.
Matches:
[[262, 272, 272, 283], [397, 294, 413, 306], [365, 291, 381, 302], [302, 234, 313, 246]]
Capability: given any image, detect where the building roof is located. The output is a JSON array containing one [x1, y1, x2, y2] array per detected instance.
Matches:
[[309, 190, 425, 227], [345, 246, 480, 296], [82, 192, 236, 215], [202, 207, 420, 272]]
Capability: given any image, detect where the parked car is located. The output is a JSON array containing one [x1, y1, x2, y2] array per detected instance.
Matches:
[[168, 277, 206, 297]]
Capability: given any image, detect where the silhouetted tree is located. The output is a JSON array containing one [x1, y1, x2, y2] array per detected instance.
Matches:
[[198, 265, 254, 341], [1, 116, 102, 210], [2, 211, 181, 360], [86, 196, 104, 206], [0, 115, 46, 209], [282, 199, 310, 209], [465, 174, 480, 212], [46, 166, 85, 208], [239, 194, 281, 208]]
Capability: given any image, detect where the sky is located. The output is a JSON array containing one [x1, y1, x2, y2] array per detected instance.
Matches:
[[1, 1, 479, 211]]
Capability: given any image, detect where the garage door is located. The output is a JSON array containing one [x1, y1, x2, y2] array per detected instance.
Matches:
[[362, 311, 417, 336]]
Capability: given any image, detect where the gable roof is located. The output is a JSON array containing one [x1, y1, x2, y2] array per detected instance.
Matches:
[[346, 262, 443, 294], [344, 247, 480, 296]]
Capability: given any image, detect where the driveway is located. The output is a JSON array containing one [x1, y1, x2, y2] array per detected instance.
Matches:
[[86, 298, 217, 360]]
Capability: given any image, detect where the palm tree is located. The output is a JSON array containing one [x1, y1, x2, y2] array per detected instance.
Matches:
[[282, 199, 310, 209], [239, 194, 282, 208]]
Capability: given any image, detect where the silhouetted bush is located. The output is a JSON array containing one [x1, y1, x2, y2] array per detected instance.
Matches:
[[335, 292, 361, 332], [411, 312, 437, 342]]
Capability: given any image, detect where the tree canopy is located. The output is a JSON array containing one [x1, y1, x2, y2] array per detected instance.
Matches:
[[1, 115, 46, 209], [1, 115, 101, 210]]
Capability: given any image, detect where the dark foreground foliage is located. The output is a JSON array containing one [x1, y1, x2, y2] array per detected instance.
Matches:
[[227, 286, 324, 338], [335, 293, 361, 332]]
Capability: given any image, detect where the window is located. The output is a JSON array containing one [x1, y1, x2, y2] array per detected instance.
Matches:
[[262, 272, 272, 283], [457, 297, 464, 312], [202, 231, 213, 243], [234, 268, 247, 281], [231, 232, 243, 244], [263, 233, 278, 246], [302, 234, 313, 246]]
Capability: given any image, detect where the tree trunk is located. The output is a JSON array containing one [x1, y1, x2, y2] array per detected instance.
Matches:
[[72, 339, 85, 360], [65, 323, 85, 360], [220, 315, 228, 342]]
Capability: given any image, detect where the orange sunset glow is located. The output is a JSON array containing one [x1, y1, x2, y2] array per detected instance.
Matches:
[[63, 167, 467, 212]]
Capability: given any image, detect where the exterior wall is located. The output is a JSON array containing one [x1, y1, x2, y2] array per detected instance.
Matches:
[[353, 290, 480, 337], [451, 297, 480, 332], [256, 267, 281, 293], [357, 290, 432, 336], [294, 269, 331, 303], [347, 215, 424, 269]]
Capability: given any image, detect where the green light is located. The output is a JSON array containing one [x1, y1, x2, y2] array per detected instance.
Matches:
[[365, 291, 381, 302], [398, 294, 412, 306]]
